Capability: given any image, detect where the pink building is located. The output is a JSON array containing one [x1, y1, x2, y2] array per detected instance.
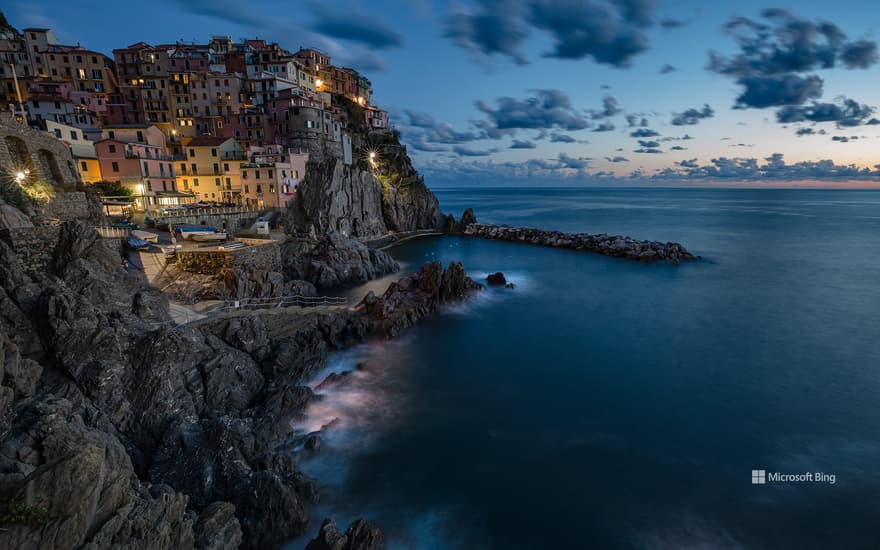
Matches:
[[95, 131, 179, 211]]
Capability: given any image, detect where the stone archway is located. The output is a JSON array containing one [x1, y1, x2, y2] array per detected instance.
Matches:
[[4, 135, 35, 174], [38, 149, 64, 186]]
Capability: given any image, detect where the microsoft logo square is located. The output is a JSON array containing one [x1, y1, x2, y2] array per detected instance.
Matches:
[[752, 470, 766, 484]]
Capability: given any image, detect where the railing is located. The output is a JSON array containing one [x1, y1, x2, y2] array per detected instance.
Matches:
[[95, 226, 131, 238], [219, 295, 348, 312]]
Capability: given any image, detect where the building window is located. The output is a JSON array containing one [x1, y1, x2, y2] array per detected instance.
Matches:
[[80, 161, 88, 171], [211, 148, 217, 157], [137, 131, 144, 142], [108, 131, 115, 139], [70, 131, 77, 140], [111, 162, 119, 172], [53, 128, 61, 138], [189, 149, 195, 157], [193, 178, 199, 187], [108, 144, 116, 153], [180, 163, 186, 173]]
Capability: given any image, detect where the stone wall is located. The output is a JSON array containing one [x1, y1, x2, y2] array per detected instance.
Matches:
[[42, 192, 95, 221], [0, 113, 79, 190], [0, 225, 61, 272], [175, 241, 281, 275]]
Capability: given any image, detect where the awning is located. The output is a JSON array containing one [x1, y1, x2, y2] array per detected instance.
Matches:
[[155, 191, 197, 197]]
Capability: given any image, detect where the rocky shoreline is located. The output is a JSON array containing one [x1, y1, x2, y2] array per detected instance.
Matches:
[[462, 223, 699, 263], [0, 213, 481, 550]]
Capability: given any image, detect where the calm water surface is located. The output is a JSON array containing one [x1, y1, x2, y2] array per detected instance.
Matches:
[[289, 188, 880, 549]]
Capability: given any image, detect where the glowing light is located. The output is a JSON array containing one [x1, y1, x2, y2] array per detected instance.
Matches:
[[15, 171, 26, 183], [315, 79, 324, 88], [369, 152, 376, 160]]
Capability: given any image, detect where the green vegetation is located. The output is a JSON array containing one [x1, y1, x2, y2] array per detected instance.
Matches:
[[0, 174, 30, 210], [21, 179, 56, 205], [0, 496, 50, 525], [90, 180, 134, 199]]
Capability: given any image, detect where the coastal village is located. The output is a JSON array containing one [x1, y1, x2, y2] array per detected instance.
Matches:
[[0, 10, 697, 550], [0, 11, 389, 212]]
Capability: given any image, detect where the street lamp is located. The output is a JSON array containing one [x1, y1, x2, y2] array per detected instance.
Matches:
[[15, 171, 26, 183]]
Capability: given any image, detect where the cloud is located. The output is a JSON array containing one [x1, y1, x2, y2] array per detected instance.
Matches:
[[593, 122, 616, 132], [733, 75, 824, 109], [626, 115, 649, 127], [677, 158, 700, 168], [476, 89, 590, 132], [638, 139, 660, 148], [659, 64, 677, 74], [605, 156, 630, 162], [660, 18, 687, 29], [709, 10, 877, 109], [655, 152, 880, 180], [630, 128, 659, 137], [670, 145, 687, 150], [510, 139, 537, 149], [671, 104, 715, 125], [831, 135, 858, 142], [311, 4, 404, 49], [795, 127, 816, 136], [419, 152, 595, 181], [776, 98, 875, 127], [591, 96, 622, 119], [453, 145, 498, 156], [445, 0, 655, 67], [549, 133, 577, 143], [401, 109, 483, 144], [634, 148, 663, 154], [445, 1, 529, 64]]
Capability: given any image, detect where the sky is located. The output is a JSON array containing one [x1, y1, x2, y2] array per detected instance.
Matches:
[[7, 0, 880, 187]]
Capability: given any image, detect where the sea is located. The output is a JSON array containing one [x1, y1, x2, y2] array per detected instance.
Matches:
[[287, 187, 880, 550]]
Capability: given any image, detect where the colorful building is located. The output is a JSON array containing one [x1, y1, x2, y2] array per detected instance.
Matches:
[[176, 136, 244, 203]]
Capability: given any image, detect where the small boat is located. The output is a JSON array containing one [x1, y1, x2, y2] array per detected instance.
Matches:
[[191, 232, 228, 242], [218, 242, 246, 251], [175, 226, 218, 240], [126, 236, 151, 250], [131, 229, 159, 243], [160, 244, 182, 255]]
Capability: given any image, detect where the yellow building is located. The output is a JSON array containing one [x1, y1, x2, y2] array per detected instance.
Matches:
[[175, 136, 245, 203]]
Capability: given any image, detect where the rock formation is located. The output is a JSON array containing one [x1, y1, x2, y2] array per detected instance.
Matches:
[[285, 133, 444, 240], [282, 231, 399, 288], [0, 202, 480, 549], [463, 223, 699, 263], [304, 518, 385, 550]]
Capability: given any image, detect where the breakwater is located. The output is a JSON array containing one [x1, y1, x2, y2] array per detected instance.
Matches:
[[462, 223, 698, 263]]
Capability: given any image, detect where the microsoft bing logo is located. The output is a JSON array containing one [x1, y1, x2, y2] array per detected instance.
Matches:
[[751, 470, 766, 484]]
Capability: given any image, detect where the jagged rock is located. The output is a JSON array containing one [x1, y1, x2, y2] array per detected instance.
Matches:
[[285, 157, 389, 239], [459, 208, 477, 228], [193, 502, 243, 550], [285, 134, 444, 239], [282, 231, 399, 288], [0, 195, 483, 550], [487, 272, 507, 286], [285, 279, 318, 297], [0, 396, 201, 550], [305, 518, 386, 550], [0, 197, 34, 230]]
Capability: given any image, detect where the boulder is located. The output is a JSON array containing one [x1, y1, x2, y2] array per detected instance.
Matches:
[[487, 272, 507, 286], [305, 518, 385, 550], [282, 231, 399, 288]]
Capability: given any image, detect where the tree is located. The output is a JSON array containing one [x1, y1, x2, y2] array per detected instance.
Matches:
[[90, 180, 133, 199]]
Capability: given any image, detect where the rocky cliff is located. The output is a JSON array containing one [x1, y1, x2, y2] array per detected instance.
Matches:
[[0, 196, 481, 549], [285, 131, 444, 240]]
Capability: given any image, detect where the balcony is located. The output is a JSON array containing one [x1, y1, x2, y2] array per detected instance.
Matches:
[[221, 152, 247, 161]]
